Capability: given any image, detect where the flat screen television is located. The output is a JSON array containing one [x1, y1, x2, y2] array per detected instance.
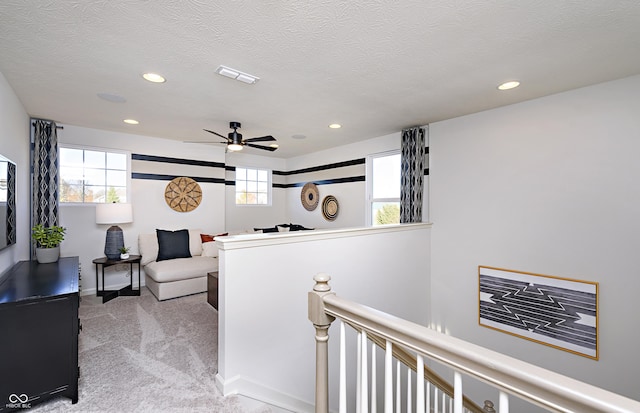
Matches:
[[0, 154, 16, 251]]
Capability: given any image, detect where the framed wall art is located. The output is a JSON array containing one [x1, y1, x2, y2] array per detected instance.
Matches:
[[479, 266, 598, 359]]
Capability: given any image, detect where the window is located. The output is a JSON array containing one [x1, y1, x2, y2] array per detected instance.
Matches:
[[59, 147, 129, 203], [235, 167, 271, 205], [367, 151, 401, 225]]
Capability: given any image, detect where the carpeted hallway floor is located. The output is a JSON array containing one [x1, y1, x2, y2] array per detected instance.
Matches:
[[32, 289, 285, 413]]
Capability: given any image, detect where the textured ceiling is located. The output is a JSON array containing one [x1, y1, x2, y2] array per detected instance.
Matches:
[[1, 1, 640, 158]]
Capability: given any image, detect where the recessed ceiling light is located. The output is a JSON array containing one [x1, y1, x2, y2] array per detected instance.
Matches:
[[328, 123, 342, 129], [142, 73, 166, 83], [123, 119, 139, 125], [269, 143, 279, 148], [497, 81, 520, 90]]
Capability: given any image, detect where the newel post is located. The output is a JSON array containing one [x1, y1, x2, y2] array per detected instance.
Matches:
[[308, 273, 336, 413]]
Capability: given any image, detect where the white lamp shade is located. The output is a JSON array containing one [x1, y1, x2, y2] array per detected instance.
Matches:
[[96, 202, 133, 224]]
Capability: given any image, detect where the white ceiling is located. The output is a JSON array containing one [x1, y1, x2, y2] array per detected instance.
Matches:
[[1, 1, 639, 159]]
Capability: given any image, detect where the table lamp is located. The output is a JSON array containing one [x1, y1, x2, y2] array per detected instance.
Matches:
[[96, 202, 133, 260]]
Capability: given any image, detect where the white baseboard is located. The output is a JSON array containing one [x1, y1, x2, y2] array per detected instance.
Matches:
[[215, 373, 314, 413]]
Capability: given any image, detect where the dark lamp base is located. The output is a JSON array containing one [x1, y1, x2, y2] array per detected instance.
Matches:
[[105, 225, 124, 260]]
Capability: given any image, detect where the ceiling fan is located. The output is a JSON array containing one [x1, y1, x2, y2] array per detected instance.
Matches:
[[201, 121, 278, 152]]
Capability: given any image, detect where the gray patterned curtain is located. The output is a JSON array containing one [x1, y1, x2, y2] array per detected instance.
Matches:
[[400, 126, 426, 223], [6, 162, 16, 245], [32, 119, 60, 230]]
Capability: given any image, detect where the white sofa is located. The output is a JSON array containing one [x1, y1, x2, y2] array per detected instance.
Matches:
[[138, 229, 219, 301]]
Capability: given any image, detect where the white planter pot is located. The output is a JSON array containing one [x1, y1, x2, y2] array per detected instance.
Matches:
[[36, 246, 60, 264], [120, 253, 130, 260]]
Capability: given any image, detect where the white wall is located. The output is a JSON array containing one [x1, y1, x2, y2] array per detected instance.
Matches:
[[224, 151, 287, 232], [0, 71, 30, 274], [285, 132, 401, 229], [216, 224, 431, 412], [429, 75, 640, 403], [59, 125, 226, 294]]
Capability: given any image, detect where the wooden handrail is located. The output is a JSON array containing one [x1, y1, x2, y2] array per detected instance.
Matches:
[[310, 274, 640, 413]]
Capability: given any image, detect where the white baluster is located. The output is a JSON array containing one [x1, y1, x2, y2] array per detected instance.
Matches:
[[407, 368, 412, 413], [339, 322, 347, 413], [396, 361, 401, 413], [416, 355, 424, 413], [499, 391, 509, 413], [361, 331, 368, 413], [454, 371, 462, 413], [442, 392, 446, 413], [434, 387, 439, 413], [357, 331, 361, 413], [426, 382, 431, 413], [384, 341, 392, 413], [371, 343, 377, 413]]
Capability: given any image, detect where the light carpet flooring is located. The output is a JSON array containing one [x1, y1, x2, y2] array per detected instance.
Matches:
[[32, 288, 291, 413]]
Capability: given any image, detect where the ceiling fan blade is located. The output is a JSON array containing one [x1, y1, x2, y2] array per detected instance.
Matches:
[[245, 135, 276, 143], [246, 143, 278, 151], [184, 140, 227, 144], [203, 129, 230, 141]]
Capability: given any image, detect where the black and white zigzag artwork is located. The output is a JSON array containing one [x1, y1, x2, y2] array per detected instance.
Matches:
[[479, 266, 598, 359]]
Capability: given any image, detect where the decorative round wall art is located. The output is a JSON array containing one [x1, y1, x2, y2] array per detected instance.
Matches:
[[322, 195, 339, 221], [164, 177, 202, 212], [301, 182, 319, 211]]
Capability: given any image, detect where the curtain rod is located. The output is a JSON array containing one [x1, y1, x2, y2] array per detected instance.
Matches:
[[31, 121, 64, 129]]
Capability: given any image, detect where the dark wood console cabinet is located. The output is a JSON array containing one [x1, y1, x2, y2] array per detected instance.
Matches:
[[0, 257, 80, 411]]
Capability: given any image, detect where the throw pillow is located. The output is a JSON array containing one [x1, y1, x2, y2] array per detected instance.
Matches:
[[289, 223, 314, 231], [156, 229, 192, 261], [254, 226, 278, 233], [201, 232, 229, 242], [201, 233, 214, 243], [201, 241, 218, 257]]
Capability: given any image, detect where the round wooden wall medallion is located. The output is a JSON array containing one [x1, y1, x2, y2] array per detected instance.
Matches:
[[164, 177, 202, 212], [301, 182, 319, 211], [322, 195, 339, 221]]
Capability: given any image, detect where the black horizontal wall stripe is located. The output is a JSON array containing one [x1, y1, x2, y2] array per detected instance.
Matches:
[[271, 176, 366, 188], [132, 173, 226, 184], [132, 154, 225, 169], [273, 158, 366, 176]]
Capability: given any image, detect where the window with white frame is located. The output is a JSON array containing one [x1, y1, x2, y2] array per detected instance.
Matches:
[[235, 167, 271, 205], [59, 146, 129, 203], [367, 151, 401, 225]]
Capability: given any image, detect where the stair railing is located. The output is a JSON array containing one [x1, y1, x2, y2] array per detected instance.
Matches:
[[308, 273, 640, 413]]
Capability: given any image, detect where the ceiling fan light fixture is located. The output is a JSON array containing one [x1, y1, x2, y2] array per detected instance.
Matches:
[[215, 65, 259, 84], [228, 143, 243, 152]]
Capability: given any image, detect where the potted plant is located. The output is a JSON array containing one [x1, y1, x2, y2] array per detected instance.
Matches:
[[119, 246, 130, 260], [32, 224, 66, 263]]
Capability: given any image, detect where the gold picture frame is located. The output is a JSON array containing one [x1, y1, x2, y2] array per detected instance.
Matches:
[[479, 266, 598, 360]]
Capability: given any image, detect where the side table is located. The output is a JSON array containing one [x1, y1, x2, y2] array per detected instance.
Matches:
[[93, 255, 142, 303]]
